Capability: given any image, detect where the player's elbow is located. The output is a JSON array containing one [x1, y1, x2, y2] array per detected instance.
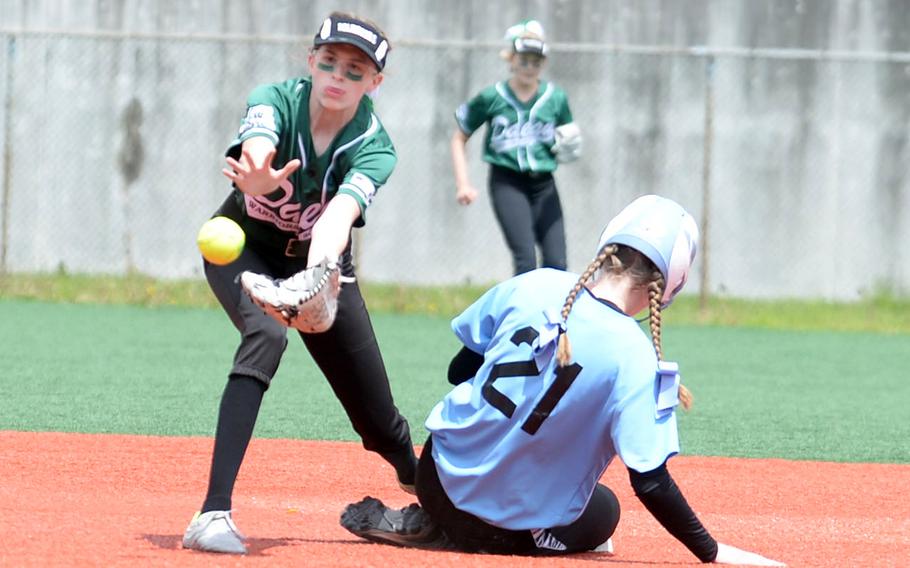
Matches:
[[628, 463, 670, 497], [451, 129, 469, 146]]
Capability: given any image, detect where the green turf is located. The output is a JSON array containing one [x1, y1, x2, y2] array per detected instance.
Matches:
[[3, 272, 910, 333], [1, 298, 906, 464]]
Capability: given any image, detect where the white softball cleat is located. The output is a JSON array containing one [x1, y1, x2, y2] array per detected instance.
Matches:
[[182, 510, 247, 554]]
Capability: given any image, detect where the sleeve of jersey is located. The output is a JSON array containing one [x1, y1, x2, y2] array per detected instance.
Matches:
[[337, 138, 397, 222], [450, 279, 514, 354], [454, 89, 492, 136], [448, 346, 485, 385], [628, 464, 719, 562], [556, 88, 574, 125], [226, 84, 286, 158], [610, 342, 681, 473]]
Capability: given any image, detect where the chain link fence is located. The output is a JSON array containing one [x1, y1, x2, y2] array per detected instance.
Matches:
[[1, 30, 908, 300]]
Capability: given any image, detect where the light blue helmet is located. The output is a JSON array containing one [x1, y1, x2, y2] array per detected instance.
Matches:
[[596, 195, 699, 308]]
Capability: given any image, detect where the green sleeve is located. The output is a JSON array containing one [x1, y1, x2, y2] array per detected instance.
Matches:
[[337, 135, 397, 223], [454, 87, 495, 136], [226, 82, 291, 157], [556, 87, 574, 126]]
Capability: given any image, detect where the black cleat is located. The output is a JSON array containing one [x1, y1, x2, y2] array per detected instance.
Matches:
[[341, 497, 452, 550]]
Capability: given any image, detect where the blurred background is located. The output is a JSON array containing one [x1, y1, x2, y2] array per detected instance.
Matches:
[[1, 0, 908, 301]]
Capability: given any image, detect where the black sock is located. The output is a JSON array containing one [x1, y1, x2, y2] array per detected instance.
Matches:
[[201, 375, 266, 513], [382, 446, 419, 486]]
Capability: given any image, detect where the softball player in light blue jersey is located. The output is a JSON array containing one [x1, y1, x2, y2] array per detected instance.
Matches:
[[427, 267, 678, 530], [341, 196, 785, 566]]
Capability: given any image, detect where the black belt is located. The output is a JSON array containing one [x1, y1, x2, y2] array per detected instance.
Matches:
[[284, 238, 309, 258]]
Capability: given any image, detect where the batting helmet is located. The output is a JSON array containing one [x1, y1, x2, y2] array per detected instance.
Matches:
[[596, 195, 699, 308]]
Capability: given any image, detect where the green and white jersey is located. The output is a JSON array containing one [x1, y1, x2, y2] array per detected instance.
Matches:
[[455, 80, 573, 174], [224, 77, 396, 255]]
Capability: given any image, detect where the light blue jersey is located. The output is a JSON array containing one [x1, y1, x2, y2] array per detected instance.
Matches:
[[425, 269, 680, 530]]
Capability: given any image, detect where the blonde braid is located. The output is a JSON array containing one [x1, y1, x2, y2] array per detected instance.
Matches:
[[647, 274, 664, 360], [556, 245, 617, 367], [648, 274, 692, 410]]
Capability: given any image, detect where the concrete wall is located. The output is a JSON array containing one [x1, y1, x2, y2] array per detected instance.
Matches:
[[1, 0, 908, 299]]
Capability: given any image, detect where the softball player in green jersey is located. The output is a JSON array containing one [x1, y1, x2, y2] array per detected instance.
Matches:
[[451, 20, 582, 275], [182, 12, 417, 555]]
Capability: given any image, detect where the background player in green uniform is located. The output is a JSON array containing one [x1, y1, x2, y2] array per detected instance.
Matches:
[[451, 19, 582, 275], [182, 12, 417, 555]]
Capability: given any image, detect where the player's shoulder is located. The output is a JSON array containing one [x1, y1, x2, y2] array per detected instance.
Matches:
[[542, 80, 569, 100], [253, 76, 306, 93], [518, 267, 577, 286], [349, 106, 396, 153], [546, 80, 566, 92], [474, 83, 502, 101], [507, 268, 579, 302], [248, 77, 309, 104]]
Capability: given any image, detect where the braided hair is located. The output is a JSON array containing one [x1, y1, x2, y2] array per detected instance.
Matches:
[[555, 244, 693, 410], [646, 269, 693, 410]]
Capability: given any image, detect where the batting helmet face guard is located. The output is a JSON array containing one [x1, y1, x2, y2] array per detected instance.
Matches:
[[314, 15, 389, 71], [596, 195, 699, 308]]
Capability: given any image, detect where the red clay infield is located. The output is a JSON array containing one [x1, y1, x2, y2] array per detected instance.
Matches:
[[0, 431, 907, 567]]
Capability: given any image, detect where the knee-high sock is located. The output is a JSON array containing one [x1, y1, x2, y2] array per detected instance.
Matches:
[[201, 376, 266, 513]]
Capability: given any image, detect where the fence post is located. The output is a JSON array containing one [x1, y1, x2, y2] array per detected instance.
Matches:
[[698, 54, 715, 312], [1, 36, 15, 275]]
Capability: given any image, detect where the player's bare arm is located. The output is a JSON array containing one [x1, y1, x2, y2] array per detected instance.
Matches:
[[450, 130, 478, 206], [222, 136, 302, 197], [306, 193, 361, 267]]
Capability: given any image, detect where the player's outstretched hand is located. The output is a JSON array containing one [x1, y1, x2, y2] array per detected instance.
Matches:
[[455, 183, 478, 206], [714, 542, 785, 566], [223, 140, 301, 197]]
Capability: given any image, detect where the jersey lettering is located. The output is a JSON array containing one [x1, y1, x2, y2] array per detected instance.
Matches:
[[296, 201, 325, 241], [489, 116, 555, 153], [244, 178, 326, 240]]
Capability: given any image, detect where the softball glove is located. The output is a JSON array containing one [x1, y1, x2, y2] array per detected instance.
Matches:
[[240, 258, 341, 333], [551, 122, 583, 163]]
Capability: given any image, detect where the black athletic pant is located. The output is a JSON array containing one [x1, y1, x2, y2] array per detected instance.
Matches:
[[488, 165, 567, 275], [415, 436, 620, 555], [200, 240, 415, 512]]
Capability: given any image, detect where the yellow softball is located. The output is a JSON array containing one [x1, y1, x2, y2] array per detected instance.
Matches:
[[197, 216, 245, 265]]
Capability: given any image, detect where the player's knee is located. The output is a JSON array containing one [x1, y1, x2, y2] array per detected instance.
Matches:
[[253, 318, 289, 344], [594, 484, 621, 538]]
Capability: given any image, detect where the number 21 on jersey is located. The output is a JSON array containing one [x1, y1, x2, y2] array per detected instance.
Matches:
[[481, 326, 583, 435]]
